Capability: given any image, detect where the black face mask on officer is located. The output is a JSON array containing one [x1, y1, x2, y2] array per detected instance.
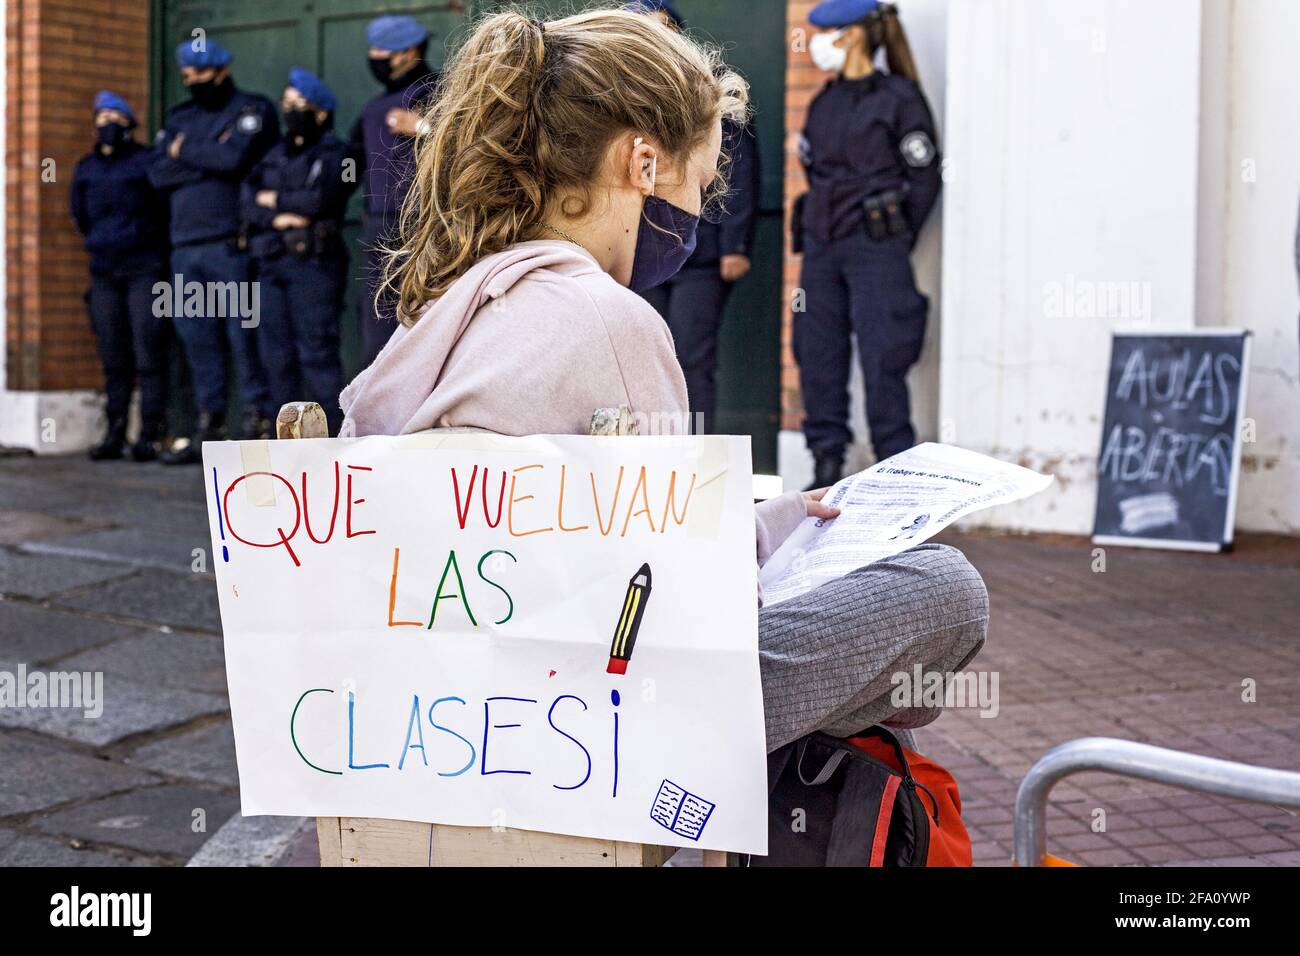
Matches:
[[283, 109, 321, 143], [368, 49, 421, 92], [96, 123, 129, 149], [188, 76, 229, 110], [368, 55, 396, 88]]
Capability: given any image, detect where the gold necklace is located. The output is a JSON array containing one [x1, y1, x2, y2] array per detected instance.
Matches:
[[541, 223, 584, 248]]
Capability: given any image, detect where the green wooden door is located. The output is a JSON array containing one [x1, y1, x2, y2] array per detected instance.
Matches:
[[670, 0, 786, 473], [155, 1, 784, 469]]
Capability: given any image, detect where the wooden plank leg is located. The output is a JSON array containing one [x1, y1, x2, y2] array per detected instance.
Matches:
[[316, 817, 342, 867]]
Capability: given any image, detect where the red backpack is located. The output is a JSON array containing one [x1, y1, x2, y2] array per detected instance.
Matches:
[[752, 726, 972, 867]]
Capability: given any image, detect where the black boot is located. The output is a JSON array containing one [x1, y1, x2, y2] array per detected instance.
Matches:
[[130, 420, 165, 463], [161, 411, 225, 466], [805, 451, 844, 491], [241, 409, 274, 441], [88, 418, 127, 461]]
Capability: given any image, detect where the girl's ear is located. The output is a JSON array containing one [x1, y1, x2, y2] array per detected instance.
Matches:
[[628, 136, 657, 197]]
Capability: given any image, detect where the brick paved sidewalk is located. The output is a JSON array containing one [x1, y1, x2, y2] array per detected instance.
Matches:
[[1, 453, 1297, 866], [916, 529, 1300, 867]]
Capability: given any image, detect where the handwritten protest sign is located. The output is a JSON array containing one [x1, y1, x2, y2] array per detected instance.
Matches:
[[202, 433, 768, 854]]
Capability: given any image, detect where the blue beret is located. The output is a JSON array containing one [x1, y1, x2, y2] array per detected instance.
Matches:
[[367, 15, 429, 52], [288, 67, 337, 113], [93, 90, 135, 124], [809, 0, 881, 29], [175, 38, 232, 69], [624, 0, 685, 29]]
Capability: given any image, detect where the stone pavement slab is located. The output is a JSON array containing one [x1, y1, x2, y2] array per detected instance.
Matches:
[[0, 599, 146, 663], [60, 630, 227, 694], [22, 526, 211, 575], [32, 783, 240, 859], [125, 720, 238, 788], [0, 734, 157, 816], [0, 546, 134, 600], [0, 510, 109, 547], [0, 665, 226, 747], [0, 829, 148, 866], [187, 814, 311, 867], [50, 568, 222, 634]]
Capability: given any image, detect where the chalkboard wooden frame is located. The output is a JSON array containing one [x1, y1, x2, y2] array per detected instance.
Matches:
[[1091, 329, 1252, 553]]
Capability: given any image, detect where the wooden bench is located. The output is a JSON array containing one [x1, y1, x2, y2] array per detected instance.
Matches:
[[275, 400, 729, 867]]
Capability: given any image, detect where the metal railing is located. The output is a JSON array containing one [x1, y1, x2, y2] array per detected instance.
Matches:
[[1013, 737, 1300, 866]]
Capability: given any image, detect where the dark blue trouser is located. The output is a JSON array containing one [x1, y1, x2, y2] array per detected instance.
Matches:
[[169, 239, 271, 421], [639, 263, 734, 434], [254, 254, 347, 434], [87, 270, 167, 429], [795, 229, 928, 461]]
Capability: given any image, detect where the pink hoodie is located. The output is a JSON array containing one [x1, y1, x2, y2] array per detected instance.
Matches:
[[338, 239, 807, 596], [340, 240, 688, 438]]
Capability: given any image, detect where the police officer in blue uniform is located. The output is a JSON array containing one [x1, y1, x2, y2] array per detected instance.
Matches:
[[242, 69, 359, 435], [350, 15, 438, 368], [794, 0, 941, 486], [150, 39, 280, 464], [71, 91, 169, 461], [628, 1, 762, 435]]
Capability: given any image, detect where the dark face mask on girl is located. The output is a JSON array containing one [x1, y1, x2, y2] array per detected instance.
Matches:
[[628, 158, 701, 293]]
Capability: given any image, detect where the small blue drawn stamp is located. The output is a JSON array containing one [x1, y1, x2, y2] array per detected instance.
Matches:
[[650, 779, 715, 841]]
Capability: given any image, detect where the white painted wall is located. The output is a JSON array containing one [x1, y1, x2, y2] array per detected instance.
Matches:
[[938, 0, 1299, 535], [1208, 0, 1300, 532]]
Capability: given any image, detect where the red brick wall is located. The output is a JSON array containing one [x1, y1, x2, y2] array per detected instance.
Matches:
[[5, 0, 150, 392], [781, 0, 824, 432]]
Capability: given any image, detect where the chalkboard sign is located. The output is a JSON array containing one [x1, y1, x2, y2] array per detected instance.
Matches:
[[1092, 330, 1251, 551]]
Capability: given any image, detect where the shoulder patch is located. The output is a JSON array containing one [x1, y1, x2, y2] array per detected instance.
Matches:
[[237, 110, 262, 135], [900, 130, 936, 168], [798, 133, 812, 167]]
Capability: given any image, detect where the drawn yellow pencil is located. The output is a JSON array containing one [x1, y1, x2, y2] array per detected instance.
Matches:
[[607, 563, 652, 675]]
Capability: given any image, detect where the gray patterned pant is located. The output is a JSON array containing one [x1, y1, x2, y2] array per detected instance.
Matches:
[[759, 543, 990, 753]]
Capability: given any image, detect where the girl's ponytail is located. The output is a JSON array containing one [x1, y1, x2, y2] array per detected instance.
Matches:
[[381, 12, 549, 325]]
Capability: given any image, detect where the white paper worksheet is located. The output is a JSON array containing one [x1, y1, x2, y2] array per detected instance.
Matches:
[[758, 443, 1054, 606]]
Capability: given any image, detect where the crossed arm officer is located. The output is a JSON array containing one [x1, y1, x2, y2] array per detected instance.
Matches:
[[241, 69, 359, 436], [71, 91, 169, 462], [794, 0, 941, 487], [350, 15, 439, 369], [149, 39, 280, 464], [629, 1, 762, 435]]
